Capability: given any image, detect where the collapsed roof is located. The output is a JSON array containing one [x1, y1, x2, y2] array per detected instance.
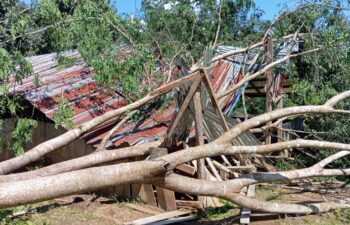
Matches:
[[6, 44, 292, 148]]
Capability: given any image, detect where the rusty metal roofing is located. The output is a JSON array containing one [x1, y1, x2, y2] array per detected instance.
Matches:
[[8, 50, 255, 147]]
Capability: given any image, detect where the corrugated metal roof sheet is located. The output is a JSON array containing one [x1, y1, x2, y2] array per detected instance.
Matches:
[[8, 50, 253, 147]]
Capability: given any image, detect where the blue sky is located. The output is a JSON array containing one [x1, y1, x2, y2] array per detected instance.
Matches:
[[114, 0, 291, 19], [22, 0, 292, 20], [113, 0, 292, 20]]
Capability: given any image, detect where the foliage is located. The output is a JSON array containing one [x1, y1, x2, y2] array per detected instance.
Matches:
[[275, 158, 300, 171], [11, 118, 38, 156], [53, 98, 74, 129], [274, 0, 350, 169], [57, 55, 76, 69], [142, 0, 265, 63], [335, 208, 350, 224], [90, 43, 158, 102], [0, 118, 38, 156]]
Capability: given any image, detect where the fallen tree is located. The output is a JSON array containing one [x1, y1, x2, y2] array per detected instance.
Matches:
[[0, 91, 349, 214]]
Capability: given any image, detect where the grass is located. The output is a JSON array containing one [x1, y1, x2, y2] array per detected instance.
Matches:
[[0, 203, 96, 225], [256, 185, 282, 201], [107, 195, 143, 205], [0, 206, 32, 225], [281, 208, 350, 225], [335, 208, 350, 224], [203, 200, 240, 219]]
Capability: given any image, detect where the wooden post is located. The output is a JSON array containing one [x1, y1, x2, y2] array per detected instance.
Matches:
[[149, 147, 177, 211], [277, 97, 288, 157], [193, 90, 207, 207], [132, 184, 157, 207], [240, 184, 256, 224], [264, 35, 273, 145]]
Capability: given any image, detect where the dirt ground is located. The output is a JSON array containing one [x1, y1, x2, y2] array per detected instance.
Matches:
[[1, 184, 349, 225], [0, 195, 164, 225]]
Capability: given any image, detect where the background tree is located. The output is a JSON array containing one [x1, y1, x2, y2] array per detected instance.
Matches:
[[141, 0, 264, 62], [276, 0, 350, 171]]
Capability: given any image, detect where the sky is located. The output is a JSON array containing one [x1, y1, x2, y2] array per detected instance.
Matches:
[[22, 0, 292, 20], [113, 0, 292, 20]]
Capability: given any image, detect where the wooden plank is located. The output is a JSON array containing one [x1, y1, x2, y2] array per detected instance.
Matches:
[[138, 184, 157, 207], [113, 184, 131, 198], [240, 185, 256, 224], [165, 76, 202, 139], [202, 70, 229, 131], [156, 187, 177, 211], [151, 215, 198, 225], [205, 158, 222, 181], [131, 147, 163, 206], [147, 147, 177, 211], [126, 210, 191, 225], [131, 184, 141, 197], [176, 164, 196, 176]]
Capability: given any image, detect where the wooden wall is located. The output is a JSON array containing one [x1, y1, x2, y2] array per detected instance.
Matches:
[[0, 119, 93, 163]]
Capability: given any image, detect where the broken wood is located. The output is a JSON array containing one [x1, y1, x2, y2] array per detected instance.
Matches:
[[176, 164, 196, 176]]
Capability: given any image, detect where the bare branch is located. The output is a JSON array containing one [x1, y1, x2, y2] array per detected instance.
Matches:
[[98, 110, 138, 148]]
